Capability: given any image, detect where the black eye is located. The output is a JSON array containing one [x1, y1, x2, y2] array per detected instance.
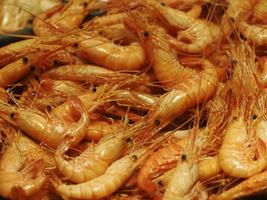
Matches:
[[160, 2, 166, 6], [132, 154, 138, 160], [252, 114, 257, 120], [230, 17, 235, 22], [154, 118, 161, 126], [10, 113, 16, 119], [125, 137, 132, 143], [73, 43, 79, 48], [92, 85, 97, 92], [158, 180, 164, 186], [181, 154, 187, 161], [22, 56, 29, 64], [30, 65, 36, 71], [47, 105, 52, 111], [143, 31, 149, 37], [83, 2, 88, 7], [233, 116, 237, 120]]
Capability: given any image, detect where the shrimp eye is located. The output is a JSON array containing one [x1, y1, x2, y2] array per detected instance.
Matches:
[[154, 118, 161, 126], [61, 0, 68, 4], [22, 56, 29, 64], [252, 114, 257, 120], [132, 154, 138, 160], [83, 2, 88, 7], [181, 154, 187, 161], [92, 85, 97, 92], [143, 31, 149, 37], [230, 17, 235, 22], [73, 43, 79, 48], [79, 25, 83, 29], [160, 2, 166, 6], [30, 65, 36, 72], [10, 113, 16, 119], [233, 116, 237, 120], [125, 137, 132, 143], [158, 180, 164, 186], [47, 105, 52, 112], [35, 76, 40, 81]]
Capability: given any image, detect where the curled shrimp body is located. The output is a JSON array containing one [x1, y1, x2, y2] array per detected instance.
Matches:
[[52, 148, 150, 199], [151, 60, 218, 126], [209, 170, 267, 200], [0, 97, 89, 148], [219, 117, 267, 178], [0, 132, 54, 199], [221, 0, 255, 37], [238, 21, 267, 46], [137, 135, 188, 194], [86, 120, 125, 141], [170, 20, 222, 54], [75, 32, 145, 71], [55, 130, 133, 183], [21, 79, 85, 112], [33, 0, 91, 36]]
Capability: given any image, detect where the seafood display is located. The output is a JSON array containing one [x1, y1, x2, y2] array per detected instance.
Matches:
[[1, 0, 267, 199]]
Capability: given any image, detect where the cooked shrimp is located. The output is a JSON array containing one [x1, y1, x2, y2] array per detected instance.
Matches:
[[170, 19, 222, 54], [238, 21, 267, 45], [85, 120, 126, 141], [137, 135, 188, 194], [21, 79, 85, 112], [0, 131, 54, 199], [0, 45, 62, 87], [162, 152, 199, 200], [221, 0, 255, 37], [33, 0, 91, 36], [55, 124, 138, 183], [52, 146, 156, 199], [148, 59, 218, 127], [42, 64, 135, 84], [219, 116, 267, 178], [209, 170, 267, 200], [253, 0, 267, 23], [0, 96, 89, 148], [60, 31, 146, 70]]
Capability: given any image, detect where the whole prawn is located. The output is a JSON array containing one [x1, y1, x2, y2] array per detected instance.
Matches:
[[219, 116, 267, 178], [52, 134, 168, 200], [0, 130, 54, 199], [54, 115, 154, 183], [0, 96, 89, 148]]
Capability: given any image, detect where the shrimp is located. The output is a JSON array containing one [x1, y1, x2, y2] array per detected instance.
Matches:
[[42, 64, 134, 84], [254, 56, 267, 87], [85, 120, 126, 141], [238, 20, 267, 46], [221, 0, 255, 37], [169, 20, 222, 54], [0, 130, 54, 199], [209, 170, 267, 200], [0, 45, 66, 87], [61, 31, 146, 70], [0, 96, 89, 148], [32, 0, 91, 36], [20, 79, 85, 112], [162, 151, 199, 200], [52, 144, 159, 199], [219, 116, 267, 178], [137, 135, 188, 194], [253, 0, 267, 23], [54, 106, 154, 184]]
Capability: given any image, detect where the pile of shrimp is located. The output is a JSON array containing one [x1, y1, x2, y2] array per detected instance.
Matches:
[[2, 0, 267, 199]]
